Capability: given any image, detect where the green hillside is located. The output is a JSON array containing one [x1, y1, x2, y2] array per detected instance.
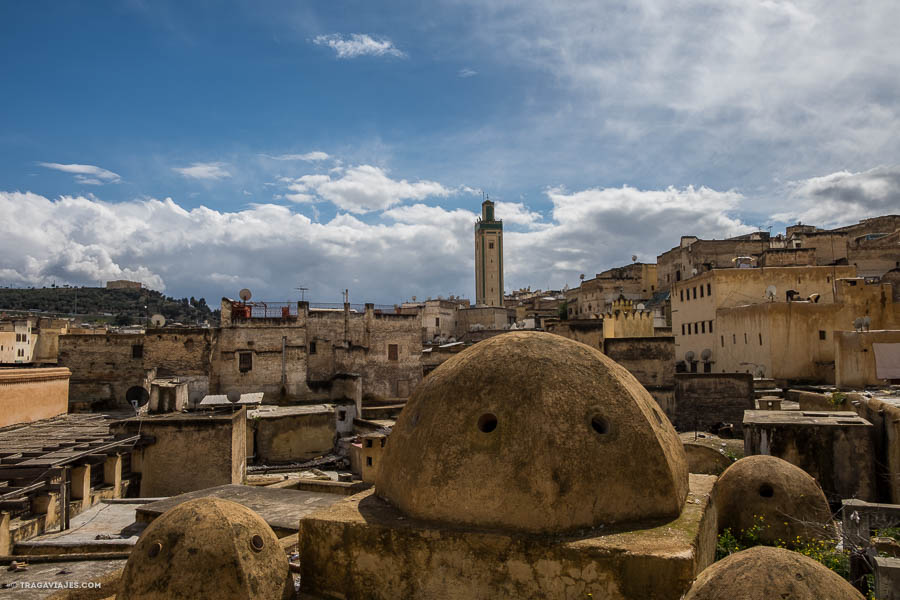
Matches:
[[0, 286, 218, 326]]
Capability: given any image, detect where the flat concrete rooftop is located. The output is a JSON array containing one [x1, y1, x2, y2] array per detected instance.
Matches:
[[744, 410, 871, 426], [136, 483, 344, 534], [249, 404, 333, 419]]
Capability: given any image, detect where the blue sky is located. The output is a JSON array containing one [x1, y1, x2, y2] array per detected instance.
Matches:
[[2, 1, 899, 303]]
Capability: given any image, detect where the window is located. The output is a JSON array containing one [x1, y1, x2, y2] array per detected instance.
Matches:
[[694, 323, 699, 334], [488, 242, 494, 249], [309, 341, 317, 354], [733, 334, 736, 344], [744, 333, 748, 344], [819, 330, 826, 340], [703, 362, 712, 373], [435, 317, 440, 327], [700, 285, 704, 298], [709, 320, 714, 333], [676, 271, 682, 281], [366, 456, 373, 467], [239, 351, 252, 372], [721, 335, 725, 347], [365, 439, 373, 448], [680, 290, 684, 302], [388, 344, 399, 361], [338, 410, 346, 421], [707, 283, 711, 296], [380, 438, 386, 448], [693, 287, 697, 299], [681, 324, 685, 335], [759, 333, 763, 346], [701, 322, 706, 334], [132, 344, 143, 359]]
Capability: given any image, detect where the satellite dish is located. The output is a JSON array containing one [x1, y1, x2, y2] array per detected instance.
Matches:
[[150, 314, 166, 327], [239, 288, 252, 302], [579, 274, 585, 281], [226, 389, 241, 404], [701, 348, 712, 361], [631, 255, 638, 262], [685, 351, 696, 362], [636, 303, 646, 310], [765, 285, 777, 301]]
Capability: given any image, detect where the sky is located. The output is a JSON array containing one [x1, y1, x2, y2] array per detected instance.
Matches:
[[2, 1, 899, 304]]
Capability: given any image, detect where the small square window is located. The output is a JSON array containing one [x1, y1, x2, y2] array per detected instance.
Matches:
[[488, 242, 494, 249], [365, 439, 373, 448], [239, 351, 252, 372], [309, 341, 317, 354], [388, 344, 399, 361], [366, 456, 373, 466], [819, 330, 826, 340], [132, 344, 143, 359]]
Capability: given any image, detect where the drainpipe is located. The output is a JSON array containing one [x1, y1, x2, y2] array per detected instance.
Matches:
[[281, 335, 287, 388]]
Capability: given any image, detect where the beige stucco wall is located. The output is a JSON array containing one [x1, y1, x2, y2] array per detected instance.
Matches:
[[835, 330, 900, 389], [113, 409, 246, 497], [0, 367, 71, 428], [672, 265, 857, 369]]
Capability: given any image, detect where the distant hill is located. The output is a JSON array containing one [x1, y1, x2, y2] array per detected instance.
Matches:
[[0, 286, 218, 326]]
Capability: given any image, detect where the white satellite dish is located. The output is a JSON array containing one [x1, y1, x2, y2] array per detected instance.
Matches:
[[701, 348, 712, 361], [685, 350, 696, 363], [765, 285, 777, 301], [150, 313, 166, 327], [239, 288, 252, 302], [636, 303, 646, 310]]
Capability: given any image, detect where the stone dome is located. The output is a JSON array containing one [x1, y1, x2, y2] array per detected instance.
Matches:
[[714, 455, 835, 546], [375, 331, 689, 533], [119, 498, 293, 599], [684, 546, 863, 600]]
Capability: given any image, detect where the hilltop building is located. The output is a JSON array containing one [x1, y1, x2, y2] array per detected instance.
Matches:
[[474, 198, 503, 307]]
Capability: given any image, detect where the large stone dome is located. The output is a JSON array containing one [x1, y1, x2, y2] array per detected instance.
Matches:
[[684, 546, 863, 600], [714, 455, 835, 546], [119, 498, 293, 599], [375, 331, 689, 533]]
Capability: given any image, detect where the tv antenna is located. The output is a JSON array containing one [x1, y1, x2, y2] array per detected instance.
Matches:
[[295, 286, 308, 302]]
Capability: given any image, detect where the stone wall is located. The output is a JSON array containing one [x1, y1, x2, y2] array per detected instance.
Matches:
[[0, 368, 70, 427], [250, 407, 336, 464], [851, 394, 900, 503], [59, 333, 147, 408], [604, 337, 675, 414], [546, 321, 603, 350], [673, 373, 754, 433]]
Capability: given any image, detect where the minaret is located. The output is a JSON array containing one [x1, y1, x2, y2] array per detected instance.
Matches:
[[475, 198, 503, 306]]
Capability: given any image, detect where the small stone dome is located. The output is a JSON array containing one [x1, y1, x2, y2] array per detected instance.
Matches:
[[119, 498, 293, 599], [714, 455, 835, 546], [684, 546, 863, 600], [375, 331, 689, 533]]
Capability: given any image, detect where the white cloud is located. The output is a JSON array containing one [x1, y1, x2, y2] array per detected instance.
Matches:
[[313, 33, 405, 59], [37, 162, 121, 185], [0, 182, 755, 302], [772, 165, 900, 228], [172, 162, 231, 180], [494, 201, 545, 229], [264, 151, 330, 161], [441, 0, 900, 194], [279, 165, 451, 213], [458, 68, 477, 78]]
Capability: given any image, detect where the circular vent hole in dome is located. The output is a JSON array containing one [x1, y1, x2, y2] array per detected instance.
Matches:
[[477, 413, 498, 433], [591, 415, 610, 435], [759, 484, 774, 498]]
